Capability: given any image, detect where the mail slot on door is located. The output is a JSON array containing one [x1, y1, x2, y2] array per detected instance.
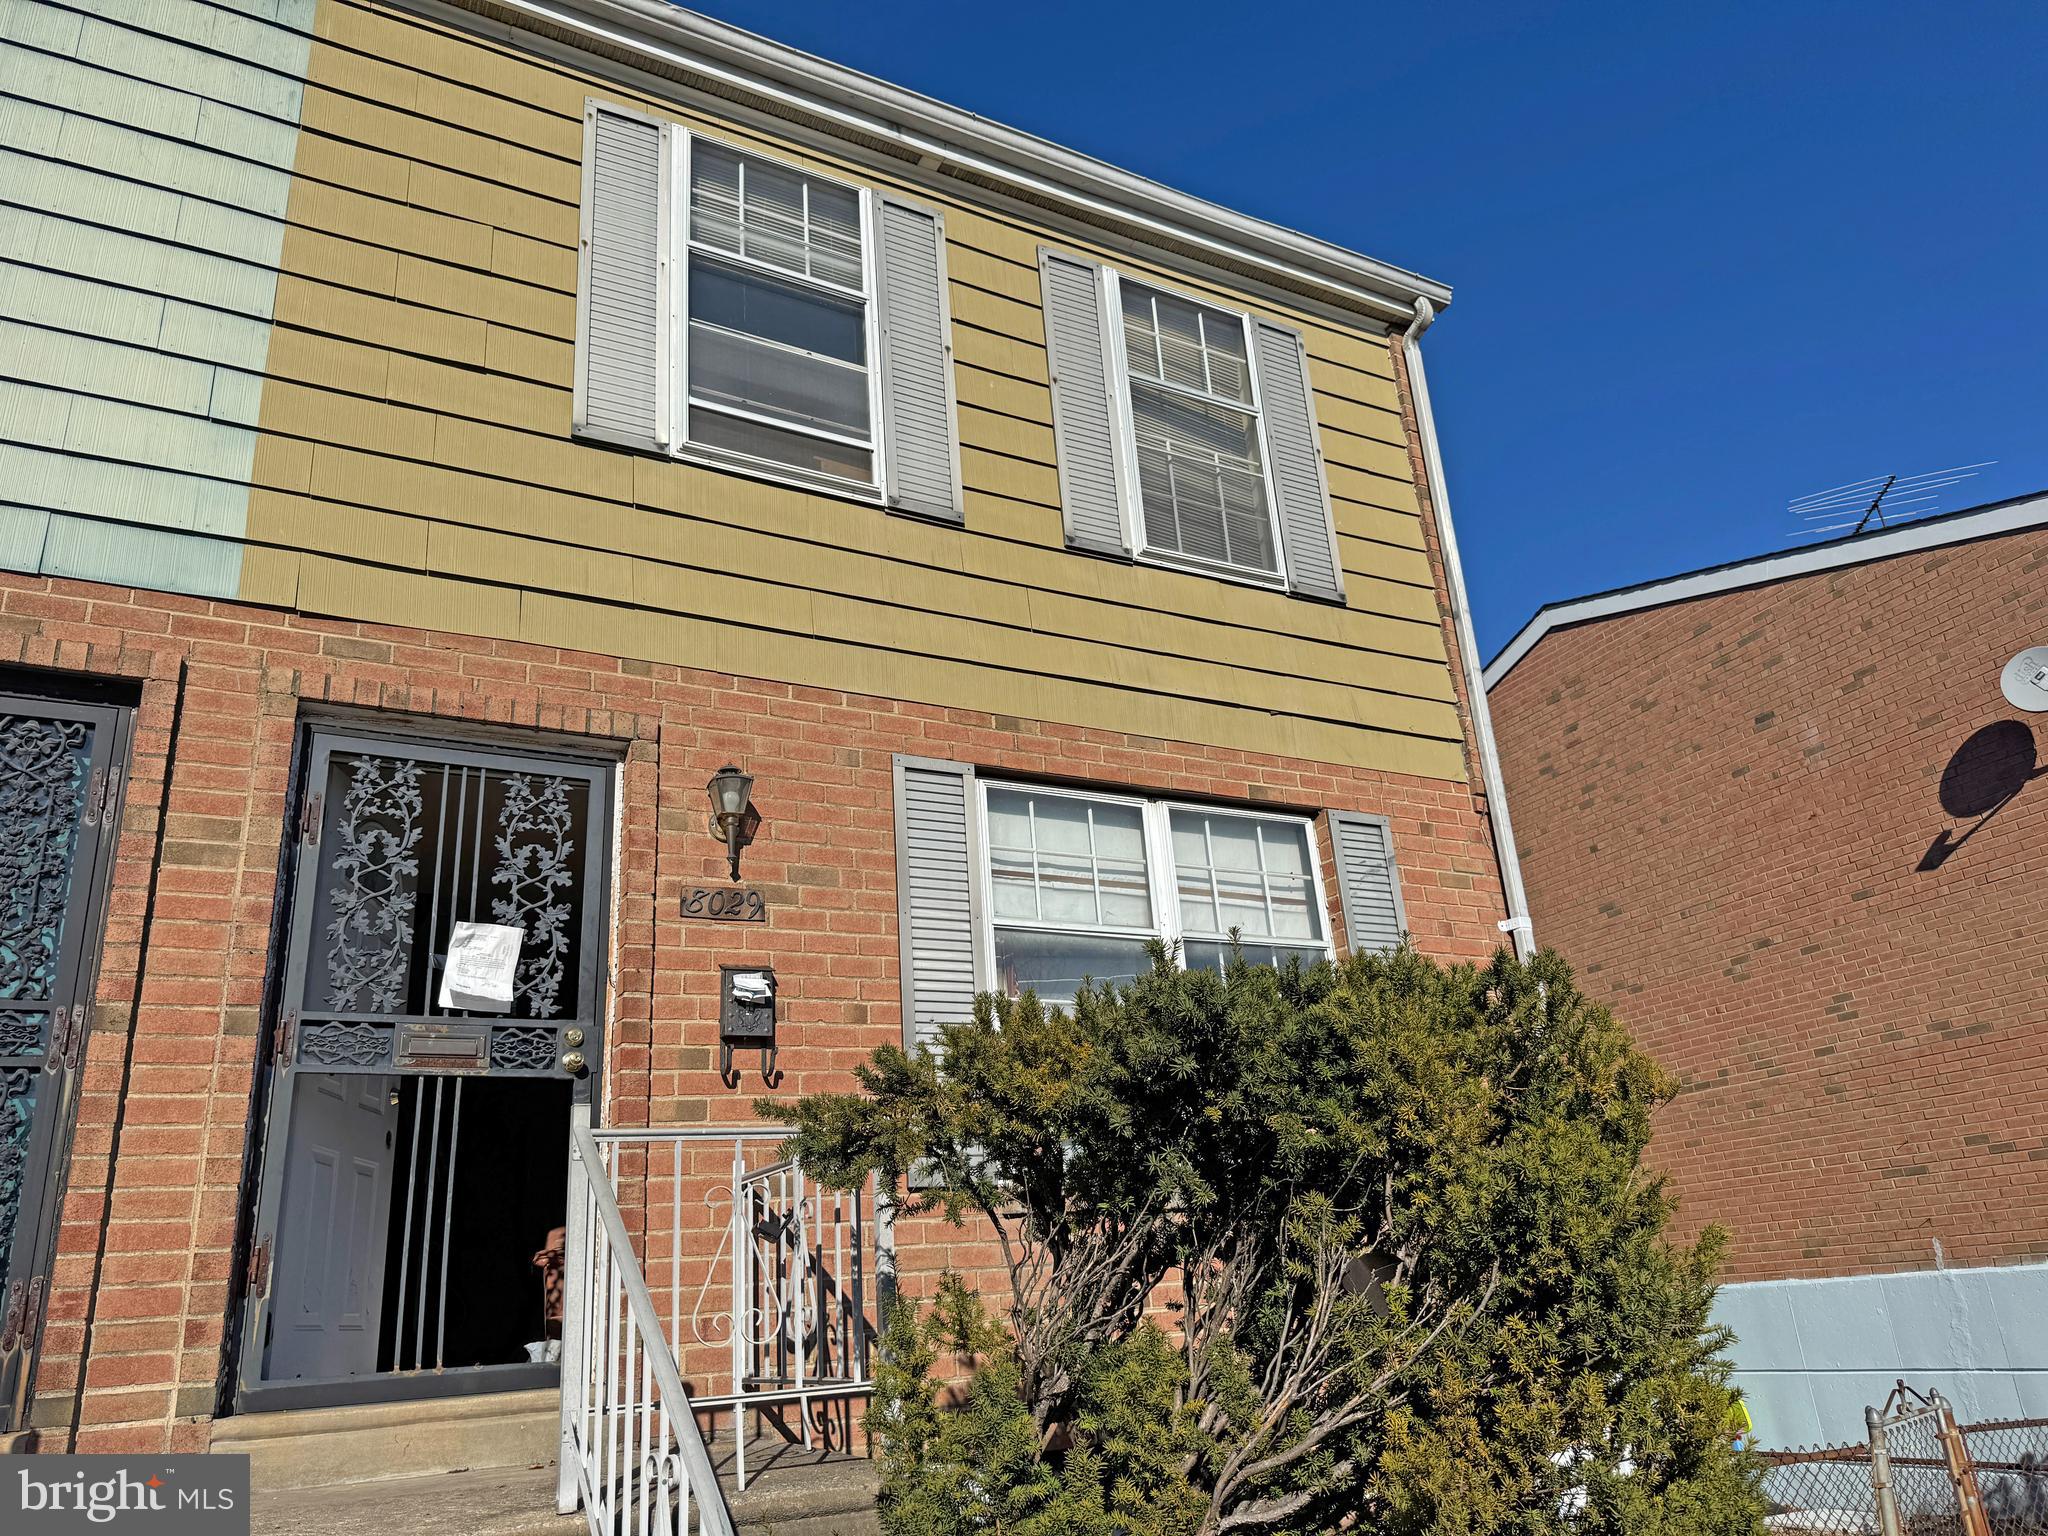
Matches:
[[396, 1022, 490, 1073]]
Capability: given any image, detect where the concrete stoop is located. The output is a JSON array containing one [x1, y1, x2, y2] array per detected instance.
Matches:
[[212, 1388, 561, 1492], [250, 1465, 579, 1536], [726, 1452, 882, 1536], [222, 1392, 881, 1535], [246, 1460, 882, 1536]]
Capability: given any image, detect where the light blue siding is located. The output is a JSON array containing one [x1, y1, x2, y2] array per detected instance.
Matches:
[[0, 444, 252, 533], [1715, 1261, 2048, 1447], [1, 318, 219, 413], [0, 0, 82, 53], [0, 0, 316, 596], [42, 513, 240, 595], [0, 507, 55, 571], [159, 300, 272, 372], [0, 260, 166, 345], [1, 41, 205, 138]]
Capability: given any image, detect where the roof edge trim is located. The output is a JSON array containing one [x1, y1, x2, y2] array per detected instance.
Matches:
[[1483, 489, 2048, 691], [445, 0, 1452, 323]]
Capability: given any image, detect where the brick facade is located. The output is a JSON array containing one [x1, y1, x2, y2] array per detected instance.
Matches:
[[0, 569, 1508, 1451], [1487, 521, 2048, 1285]]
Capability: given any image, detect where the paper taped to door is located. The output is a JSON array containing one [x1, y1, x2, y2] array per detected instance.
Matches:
[[439, 920, 524, 1011]]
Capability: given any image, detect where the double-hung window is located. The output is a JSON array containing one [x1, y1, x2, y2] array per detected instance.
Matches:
[[576, 103, 963, 519], [979, 782, 1330, 1006], [1114, 278, 1282, 579], [1038, 247, 1347, 601], [682, 139, 878, 486]]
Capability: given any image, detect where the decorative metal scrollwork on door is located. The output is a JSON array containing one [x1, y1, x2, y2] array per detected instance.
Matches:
[[299, 1021, 393, 1069], [284, 733, 611, 1080], [0, 695, 127, 1438], [491, 773, 575, 1020], [488, 1025, 557, 1072], [0, 1017, 44, 1058], [0, 1069, 36, 1277], [0, 716, 90, 1005], [323, 755, 423, 1015]]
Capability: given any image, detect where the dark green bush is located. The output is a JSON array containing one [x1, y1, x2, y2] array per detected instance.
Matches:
[[769, 945, 1762, 1535]]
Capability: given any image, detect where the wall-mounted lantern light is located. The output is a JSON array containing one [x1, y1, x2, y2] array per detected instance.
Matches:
[[706, 763, 758, 882]]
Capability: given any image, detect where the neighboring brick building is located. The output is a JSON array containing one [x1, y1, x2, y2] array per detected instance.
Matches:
[[0, 0, 1531, 1517], [1484, 494, 2048, 1447]]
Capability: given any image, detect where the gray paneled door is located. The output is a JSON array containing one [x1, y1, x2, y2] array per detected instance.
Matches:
[[0, 693, 128, 1438]]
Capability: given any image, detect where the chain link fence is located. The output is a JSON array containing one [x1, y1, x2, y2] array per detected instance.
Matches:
[[1966, 1422, 2048, 1536], [1760, 1444, 1883, 1533], [1756, 1387, 2048, 1536]]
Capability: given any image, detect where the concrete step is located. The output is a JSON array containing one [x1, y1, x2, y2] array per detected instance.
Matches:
[[720, 1438, 880, 1536], [232, 1404, 880, 1533], [251, 1466, 577, 1536], [246, 1452, 880, 1535], [212, 1388, 559, 1492]]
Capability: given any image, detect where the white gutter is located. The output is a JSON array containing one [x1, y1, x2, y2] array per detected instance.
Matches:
[[451, 0, 1451, 324], [1401, 298, 1535, 959]]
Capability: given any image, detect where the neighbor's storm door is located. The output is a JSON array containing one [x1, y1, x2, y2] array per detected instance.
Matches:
[[0, 695, 127, 1438], [238, 728, 613, 1410]]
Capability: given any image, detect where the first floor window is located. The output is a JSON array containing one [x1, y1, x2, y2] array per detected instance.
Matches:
[[980, 782, 1329, 1006], [1169, 806, 1323, 974]]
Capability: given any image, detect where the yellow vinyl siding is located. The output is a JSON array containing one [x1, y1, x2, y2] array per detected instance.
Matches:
[[242, 0, 1470, 779]]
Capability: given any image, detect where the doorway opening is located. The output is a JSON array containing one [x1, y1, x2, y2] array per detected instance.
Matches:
[[262, 1073, 572, 1388], [237, 722, 615, 1413]]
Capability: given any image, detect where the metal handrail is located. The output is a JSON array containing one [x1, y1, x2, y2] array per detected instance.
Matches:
[[576, 1122, 879, 1496], [564, 1122, 737, 1536]]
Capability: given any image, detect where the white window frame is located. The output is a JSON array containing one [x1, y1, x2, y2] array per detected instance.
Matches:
[[973, 779, 1333, 997], [1103, 269, 1290, 588], [668, 131, 887, 503]]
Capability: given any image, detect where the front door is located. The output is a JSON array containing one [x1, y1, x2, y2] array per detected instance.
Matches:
[[265, 1073, 397, 1381], [237, 725, 613, 1411], [0, 691, 127, 1438]]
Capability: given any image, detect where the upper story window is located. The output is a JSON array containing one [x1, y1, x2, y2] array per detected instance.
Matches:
[[578, 102, 1347, 590], [684, 141, 876, 485], [1116, 280, 1279, 577], [576, 103, 962, 520], [979, 781, 1329, 1006], [1038, 246, 1350, 603]]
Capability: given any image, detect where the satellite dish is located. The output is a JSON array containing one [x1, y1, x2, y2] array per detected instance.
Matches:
[[2003, 647, 2048, 712]]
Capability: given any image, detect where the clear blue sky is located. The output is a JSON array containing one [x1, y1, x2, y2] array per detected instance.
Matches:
[[687, 0, 2048, 657]]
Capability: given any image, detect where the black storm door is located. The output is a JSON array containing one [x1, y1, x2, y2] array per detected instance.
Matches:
[[237, 727, 613, 1409], [0, 695, 127, 1437], [274, 730, 612, 1083]]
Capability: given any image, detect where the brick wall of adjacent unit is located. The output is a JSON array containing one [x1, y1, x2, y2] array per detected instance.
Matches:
[[0, 569, 1509, 1452], [1487, 523, 2048, 1285]]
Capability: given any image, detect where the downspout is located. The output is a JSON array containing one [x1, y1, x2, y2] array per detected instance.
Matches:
[[1401, 297, 1536, 959]]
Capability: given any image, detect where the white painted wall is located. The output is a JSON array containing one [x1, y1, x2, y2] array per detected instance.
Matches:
[[1713, 1261, 2048, 1448]]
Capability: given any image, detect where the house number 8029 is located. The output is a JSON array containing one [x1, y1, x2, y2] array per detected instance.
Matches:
[[682, 886, 768, 922]]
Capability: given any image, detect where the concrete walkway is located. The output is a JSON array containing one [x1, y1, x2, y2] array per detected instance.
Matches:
[[251, 1466, 579, 1536], [249, 1450, 881, 1534]]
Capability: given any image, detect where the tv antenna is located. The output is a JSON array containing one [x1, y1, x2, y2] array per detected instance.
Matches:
[[1786, 461, 1995, 541]]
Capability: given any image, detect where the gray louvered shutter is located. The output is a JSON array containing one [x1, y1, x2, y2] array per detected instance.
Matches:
[[1039, 248, 1130, 557], [574, 102, 667, 450], [1253, 320, 1343, 602], [1328, 811, 1407, 955], [876, 196, 963, 522], [894, 756, 984, 1053]]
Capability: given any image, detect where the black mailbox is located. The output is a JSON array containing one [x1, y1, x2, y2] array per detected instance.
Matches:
[[719, 966, 778, 1086]]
